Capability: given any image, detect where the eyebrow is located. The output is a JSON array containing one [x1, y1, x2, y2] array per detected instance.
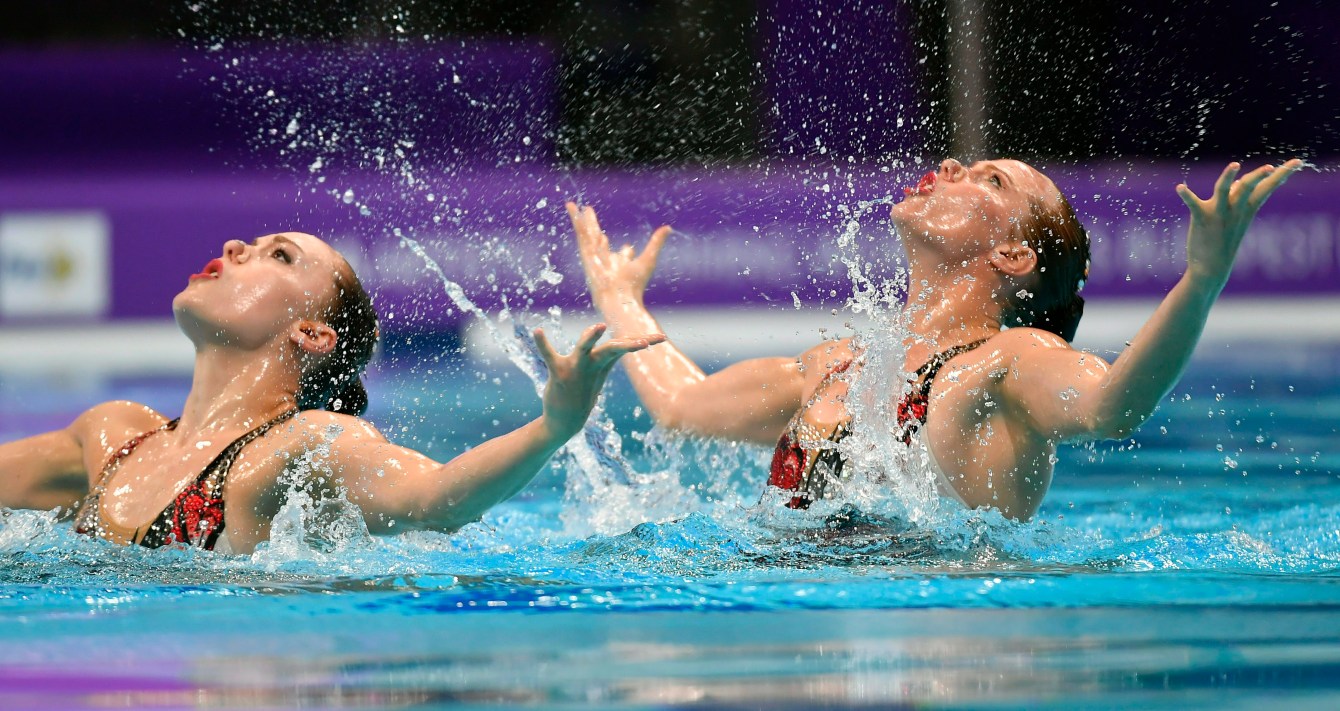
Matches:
[[249, 234, 307, 254]]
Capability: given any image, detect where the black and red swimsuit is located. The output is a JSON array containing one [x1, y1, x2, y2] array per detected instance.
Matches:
[[767, 339, 988, 509], [73, 409, 297, 551]]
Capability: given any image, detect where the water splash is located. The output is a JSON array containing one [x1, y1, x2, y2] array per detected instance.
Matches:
[[397, 232, 696, 536], [791, 192, 969, 527]]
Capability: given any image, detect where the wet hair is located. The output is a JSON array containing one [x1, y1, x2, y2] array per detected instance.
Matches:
[[1007, 193, 1091, 342], [297, 258, 379, 416]]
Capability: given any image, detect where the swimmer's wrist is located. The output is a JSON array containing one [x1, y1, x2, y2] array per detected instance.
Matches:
[[1177, 271, 1228, 307], [1181, 267, 1229, 296], [592, 288, 645, 311], [536, 414, 580, 446], [592, 294, 651, 332]]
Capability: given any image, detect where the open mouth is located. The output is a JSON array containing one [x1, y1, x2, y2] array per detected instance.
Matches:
[[903, 171, 937, 197], [189, 258, 224, 281]]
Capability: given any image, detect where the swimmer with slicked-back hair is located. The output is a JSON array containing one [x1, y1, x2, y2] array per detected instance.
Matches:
[[567, 158, 1302, 518], [0, 232, 663, 553]]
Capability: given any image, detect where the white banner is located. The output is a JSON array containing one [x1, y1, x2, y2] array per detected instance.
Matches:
[[0, 212, 110, 319]]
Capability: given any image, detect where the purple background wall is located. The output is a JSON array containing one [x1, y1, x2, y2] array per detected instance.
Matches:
[[0, 39, 1336, 333], [756, 0, 923, 159], [2, 162, 1335, 333]]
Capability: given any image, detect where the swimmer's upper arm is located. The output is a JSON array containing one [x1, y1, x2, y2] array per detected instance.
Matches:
[[314, 412, 552, 534], [658, 355, 806, 445], [660, 339, 862, 445], [995, 330, 1118, 442], [0, 404, 119, 511]]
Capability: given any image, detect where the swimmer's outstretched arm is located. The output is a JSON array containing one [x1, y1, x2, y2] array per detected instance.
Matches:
[[321, 324, 663, 532], [1001, 160, 1303, 441], [0, 428, 86, 511], [567, 202, 806, 444]]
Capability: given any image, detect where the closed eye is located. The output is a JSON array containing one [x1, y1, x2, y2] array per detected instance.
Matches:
[[989, 174, 1003, 188]]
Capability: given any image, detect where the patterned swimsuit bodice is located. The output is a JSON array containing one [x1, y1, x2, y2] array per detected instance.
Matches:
[[767, 340, 988, 509], [73, 410, 297, 550]]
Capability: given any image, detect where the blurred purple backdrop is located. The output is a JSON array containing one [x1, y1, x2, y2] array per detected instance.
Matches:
[[0, 7, 1336, 333]]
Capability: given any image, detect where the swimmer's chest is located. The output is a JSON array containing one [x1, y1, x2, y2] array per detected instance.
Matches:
[[88, 422, 294, 532], [792, 349, 1000, 441]]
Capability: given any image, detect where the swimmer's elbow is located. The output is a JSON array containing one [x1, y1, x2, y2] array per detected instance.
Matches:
[[652, 394, 702, 434], [650, 402, 681, 430], [1086, 407, 1152, 441]]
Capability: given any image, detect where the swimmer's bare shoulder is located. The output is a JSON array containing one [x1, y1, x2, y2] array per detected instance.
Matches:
[[986, 327, 1116, 441], [0, 400, 163, 511], [796, 338, 858, 393], [222, 409, 415, 542], [240, 409, 400, 484], [70, 400, 170, 484], [236, 409, 434, 501]]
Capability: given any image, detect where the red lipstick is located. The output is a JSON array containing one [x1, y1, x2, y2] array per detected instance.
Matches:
[[904, 171, 937, 197], [189, 258, 224, 281]]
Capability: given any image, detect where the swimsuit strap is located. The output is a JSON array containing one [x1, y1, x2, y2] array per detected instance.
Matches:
[[96, 420, 176, 486], [74, 419, 177, 537], [894, 337, 992, 446], [191, 408, 300, 498], [909, 337, 991, 400], [75, 408, 299, 548]]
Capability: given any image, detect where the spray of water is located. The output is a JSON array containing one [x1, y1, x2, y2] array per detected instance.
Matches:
[[395, 231, 697, 536]]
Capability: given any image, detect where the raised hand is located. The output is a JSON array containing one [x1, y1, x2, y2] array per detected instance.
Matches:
[[566, 201, 671, 309], [533, 323, 666, 441], [1176, 159, 1302, 288]]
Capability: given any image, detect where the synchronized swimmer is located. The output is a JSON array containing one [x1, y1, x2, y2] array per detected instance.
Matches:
[[0, 157, 1301, 552], [0, 233, 662, 553], [567, 158, 1302, 518]]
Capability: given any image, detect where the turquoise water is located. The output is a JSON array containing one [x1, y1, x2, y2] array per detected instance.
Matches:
[[1, 342, 1339, 709]]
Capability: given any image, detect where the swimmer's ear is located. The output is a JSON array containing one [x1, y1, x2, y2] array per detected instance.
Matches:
[[989, 242, 1038, 278], [290, 320, 338, 356]]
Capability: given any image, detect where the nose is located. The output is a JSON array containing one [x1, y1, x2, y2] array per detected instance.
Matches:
[[939, 158, 967, 182], [223, 239, 248, 263]]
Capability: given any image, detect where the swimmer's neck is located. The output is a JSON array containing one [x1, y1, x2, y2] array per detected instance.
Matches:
[[174, 344, 299, 439], [901, 261, 1004, 350]]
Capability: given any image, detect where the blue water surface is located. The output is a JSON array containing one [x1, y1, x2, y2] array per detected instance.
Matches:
[[1, 340, 1338, 710]]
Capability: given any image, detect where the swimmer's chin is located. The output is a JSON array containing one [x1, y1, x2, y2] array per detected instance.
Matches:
[[888, 198, 928, 225]]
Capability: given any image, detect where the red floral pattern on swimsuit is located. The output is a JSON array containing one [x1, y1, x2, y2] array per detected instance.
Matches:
[[167, 484, 227, 547]]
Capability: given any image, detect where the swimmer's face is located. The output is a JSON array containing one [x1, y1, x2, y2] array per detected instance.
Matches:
[[891, 158, 1061, 263], [173, 231, 348, 348]]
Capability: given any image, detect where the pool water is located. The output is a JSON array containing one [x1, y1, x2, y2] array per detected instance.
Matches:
[[1, 340, 1339, 709]]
